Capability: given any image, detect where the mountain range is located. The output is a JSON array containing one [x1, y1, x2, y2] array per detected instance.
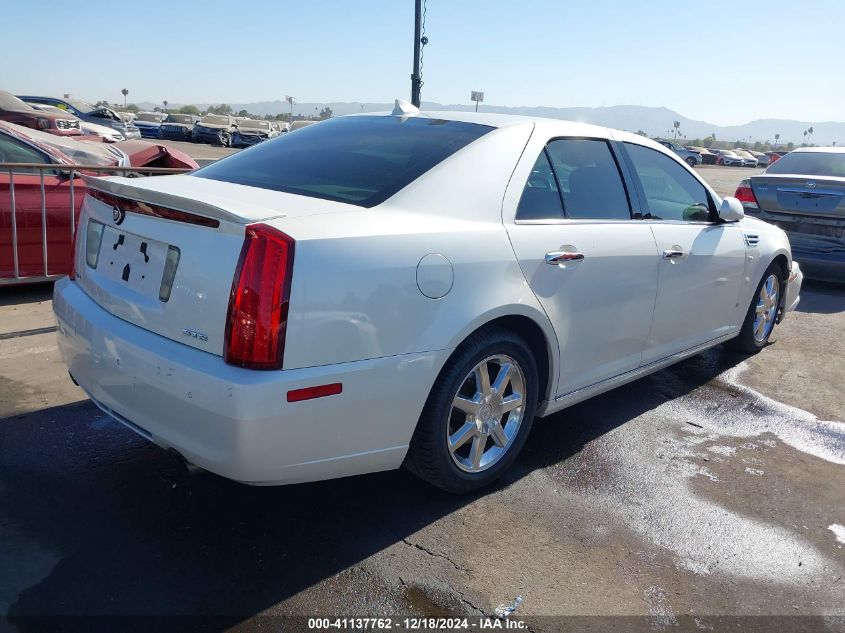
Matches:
[[132, 100, 843, 145]]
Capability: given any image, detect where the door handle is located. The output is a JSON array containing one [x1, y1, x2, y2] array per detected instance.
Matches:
[[545, 250, 585, 265], [662, 249, 686, 260]]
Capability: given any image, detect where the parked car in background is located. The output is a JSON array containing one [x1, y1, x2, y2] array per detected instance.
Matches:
[[231, 119, 282, 147], [192, 115, 237, 146], [714, 150, 745, 166], [30, 104, 124, 142], [0, 91, 82, 137], [159, 113, 199, 141], [53, 107, 800, 493], [0, 121, 198, 285], [290, 120, 316, 131], [17, 95, 141, 140], [133, 112, 164, 139], [748, 150, 770, 167], [733, 150, 759, 168], [735, 147, 845, 280], [685, 146, 717, 165], [656, 140, 702, 167]]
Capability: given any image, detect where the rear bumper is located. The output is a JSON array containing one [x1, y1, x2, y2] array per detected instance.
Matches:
[[53, 278, 449, 485], [743, 210, 845, 282], [136, 127, 161, 139], [791, 252, 845, 282], [160, 128, 192, 141], [192, 129, 226, 144], [231, 134, 266, 148]]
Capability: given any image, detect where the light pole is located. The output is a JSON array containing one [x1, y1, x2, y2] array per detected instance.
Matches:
[[286, 96, 295, 122], [410, 0, 427, 107]]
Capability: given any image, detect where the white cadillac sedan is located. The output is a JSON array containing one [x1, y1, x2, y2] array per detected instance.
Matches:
[[54, 103, 802, 493]]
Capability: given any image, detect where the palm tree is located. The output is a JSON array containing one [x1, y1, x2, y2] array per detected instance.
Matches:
[[121, 88, 128, 107], [774, 133, 780, 149], [803, 130, 808, 145], [163, 100, 168, 113], [808, 126, 814, 145]]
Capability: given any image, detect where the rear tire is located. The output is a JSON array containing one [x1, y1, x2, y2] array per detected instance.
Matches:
[[404, 327, 538, 494], [727, 262, 784, 354]]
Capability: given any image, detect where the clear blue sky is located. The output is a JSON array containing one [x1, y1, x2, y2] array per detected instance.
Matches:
[[2, 0, 843, 125]]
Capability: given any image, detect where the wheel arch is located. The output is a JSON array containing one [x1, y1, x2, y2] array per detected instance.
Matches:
[[771, 252, 790, 314], [443, 307, 558, 408], [771, 253, 789, 279]]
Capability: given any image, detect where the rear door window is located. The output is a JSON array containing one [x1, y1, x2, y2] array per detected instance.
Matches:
[[195, 116, 493, 208], [515, 151, 564, 220], [546, 138, 631, 220], [624, 143, 713, 222]]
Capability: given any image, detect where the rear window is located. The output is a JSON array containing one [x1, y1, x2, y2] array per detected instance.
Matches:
[[766, 152, 845, 178], [194, 116, 493, 207]]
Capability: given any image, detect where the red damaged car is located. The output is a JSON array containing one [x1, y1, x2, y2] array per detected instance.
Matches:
[[1, 121, 198, 285], [0, 91, 83, 137]]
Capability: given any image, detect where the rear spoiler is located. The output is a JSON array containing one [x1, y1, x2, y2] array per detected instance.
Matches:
[[82, 175, 287, 225]]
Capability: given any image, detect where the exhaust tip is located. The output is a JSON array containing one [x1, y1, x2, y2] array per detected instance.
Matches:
[[168, 448, 204, 476]]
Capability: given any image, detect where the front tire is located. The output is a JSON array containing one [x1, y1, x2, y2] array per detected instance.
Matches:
[[686, 156, 697, 167], [727, 262, 784, 354], [404, 327, 538, 494]]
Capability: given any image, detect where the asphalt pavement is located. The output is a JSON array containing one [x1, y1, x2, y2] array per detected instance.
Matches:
[[0, 161, 843, 632]]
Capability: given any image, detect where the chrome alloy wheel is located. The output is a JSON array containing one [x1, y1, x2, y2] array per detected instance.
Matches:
[[447, 354, 526, 473], [753, 273, 780, 342]]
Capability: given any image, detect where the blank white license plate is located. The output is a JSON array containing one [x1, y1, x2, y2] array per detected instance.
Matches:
[[98, 226, 169, 299]]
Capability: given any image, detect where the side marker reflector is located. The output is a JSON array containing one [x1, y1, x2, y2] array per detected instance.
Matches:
[[287, 383, 342, 403]]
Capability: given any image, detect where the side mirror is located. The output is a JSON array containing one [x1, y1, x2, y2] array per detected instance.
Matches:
[[719, 196, 745, 222]]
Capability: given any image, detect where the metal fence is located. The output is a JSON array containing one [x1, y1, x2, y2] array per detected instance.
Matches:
[[1, 163, 192, 285]]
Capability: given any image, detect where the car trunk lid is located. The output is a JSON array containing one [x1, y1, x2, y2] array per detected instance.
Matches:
[[750, 174, 845, 220], [74, 175, 354, 356]]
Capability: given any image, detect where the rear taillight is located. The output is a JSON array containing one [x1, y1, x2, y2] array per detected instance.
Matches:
[[225, 224, 295, 370], [734, 179, 759, 208]]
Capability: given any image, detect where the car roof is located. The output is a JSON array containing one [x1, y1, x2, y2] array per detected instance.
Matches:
[[352, 109, 672, 152], [394, 109, 618, 135]]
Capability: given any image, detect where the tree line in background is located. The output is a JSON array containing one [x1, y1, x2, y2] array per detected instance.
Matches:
[[94, 96, 831, 147], [203, 103, 334, 121], [96, 100, 334, 122], [636, 128, 829, 152]]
